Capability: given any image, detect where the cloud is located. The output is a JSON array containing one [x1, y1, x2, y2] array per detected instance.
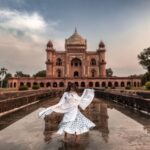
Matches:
[[0, 9, 60, 43], [0, 9, 46, 32], [0, 6, 147, 76], [0, 9, 62, 75]]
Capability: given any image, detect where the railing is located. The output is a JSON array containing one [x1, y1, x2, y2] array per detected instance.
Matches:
[[95, 89, 150, 113]]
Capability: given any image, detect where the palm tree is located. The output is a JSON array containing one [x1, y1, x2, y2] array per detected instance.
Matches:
[[0, 67, 7, 88]]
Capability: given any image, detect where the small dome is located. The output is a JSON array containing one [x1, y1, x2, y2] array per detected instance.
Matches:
[[99, 41, 105, 48], [66, 29, 86, 46], [47, 40, 53, 48]]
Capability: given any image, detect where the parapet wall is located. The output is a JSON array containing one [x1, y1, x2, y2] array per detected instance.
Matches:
[[95, 89, 150, 114]]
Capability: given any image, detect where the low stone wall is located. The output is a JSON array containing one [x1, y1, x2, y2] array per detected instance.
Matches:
[[95, 89, 150, 113], [0, 90, 62, 115], [0, 89, 53, 101], [136, 91, 150, 99]]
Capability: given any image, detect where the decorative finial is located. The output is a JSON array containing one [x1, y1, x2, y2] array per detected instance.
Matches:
[[75, 27, 77, 33], [47, 40, 53, 48], [99, 41, 105, 48]]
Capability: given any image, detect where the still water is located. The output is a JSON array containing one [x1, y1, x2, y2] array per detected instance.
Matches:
[[0, 97, 150, 150]]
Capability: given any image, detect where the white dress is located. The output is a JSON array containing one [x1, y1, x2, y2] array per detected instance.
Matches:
[[38, 89, 96, 135]]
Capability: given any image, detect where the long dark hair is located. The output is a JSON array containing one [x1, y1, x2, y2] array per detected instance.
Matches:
[[65, 82, 78, 93]]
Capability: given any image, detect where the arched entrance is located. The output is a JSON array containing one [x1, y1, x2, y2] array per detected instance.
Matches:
[[114, 82, 118, 87], [70, 58, 82, 78], [102, 82, 106, 87], [59, 82, 64, 87], [40, 82, 44, 88], [56, 69, 62, 77], [27, 82, 31, 88], [95, 82, 99, 87], [89, 82, 93, 87], [53, 82, 57, 87], [108, 82, 112, 87], [20, 82, 24, 86], [74, 71, 79, 77], [81, 82, 85, 87], [121, 82, 125, 87], [46, 82, 51, 87], [91, 69, 96, 77], [75, 82, 79, 87]]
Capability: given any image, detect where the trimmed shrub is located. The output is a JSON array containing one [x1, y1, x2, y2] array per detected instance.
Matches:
[[145, 81, 150, 90], [32, 84, 40, 90], [19, 85, 28, 91], [125, 85, 131, 90]]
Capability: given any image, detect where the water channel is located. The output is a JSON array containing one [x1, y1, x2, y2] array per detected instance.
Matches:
[[0, 97, 150, 150]]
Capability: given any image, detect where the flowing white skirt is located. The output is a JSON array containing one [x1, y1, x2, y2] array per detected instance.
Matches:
[[57, 110, 95, 135]]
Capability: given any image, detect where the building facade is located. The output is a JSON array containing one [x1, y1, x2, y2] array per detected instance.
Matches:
[[46, 29, 106, 79], [8, 30, 141, 89]]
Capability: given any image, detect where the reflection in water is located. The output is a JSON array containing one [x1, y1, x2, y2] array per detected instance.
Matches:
[[0, 98, 58, 130], [57, 137, 90, 150], [110, 102, 150, 134], [0, 97, 150, 150], [99, 102, 109, 143], [44, 112, 62, 142], [43, 99, 109, 147]]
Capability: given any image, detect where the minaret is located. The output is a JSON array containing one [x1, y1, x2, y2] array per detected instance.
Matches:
[[97, 41, 106, 77], [45, 41, 54, 77]]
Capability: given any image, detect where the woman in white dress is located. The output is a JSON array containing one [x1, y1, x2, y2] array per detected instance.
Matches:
[[38, 83, 95, 143]]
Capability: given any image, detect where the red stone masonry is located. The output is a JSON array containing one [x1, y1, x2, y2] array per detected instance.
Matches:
[[8, 30, 141, 89]]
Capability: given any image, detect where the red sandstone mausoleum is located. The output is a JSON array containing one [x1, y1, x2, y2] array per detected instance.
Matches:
[[8, 29, 141, 89]]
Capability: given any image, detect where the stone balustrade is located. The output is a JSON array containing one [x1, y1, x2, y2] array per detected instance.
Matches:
[[95, 89, 150, 113], [0, 90, 63, 115]]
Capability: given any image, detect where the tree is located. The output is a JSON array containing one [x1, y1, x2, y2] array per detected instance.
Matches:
[[0, 67, 8, 88], [15, 71, 30, 77], [2, 73, 12, 88], [33, 70, 46, 77], [106, 68, 113, 77], [138, 47, 150, 73], [129, 74, 141, 78], [141, 72, 150, 85], [145, 81, 150, 90]]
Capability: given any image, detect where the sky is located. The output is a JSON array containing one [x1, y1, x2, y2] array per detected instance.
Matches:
[[0, 0, 150, 76]]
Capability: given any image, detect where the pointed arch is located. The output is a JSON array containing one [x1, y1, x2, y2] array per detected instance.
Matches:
[[91, 69, 96, 77], [56, 58, 62, 66], [90, 58, 96, 66], [71, 58, 82, 67], [56, 69, 62, 77]]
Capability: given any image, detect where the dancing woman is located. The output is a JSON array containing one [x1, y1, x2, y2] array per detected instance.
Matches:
[[38, 83, 95, 143]]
